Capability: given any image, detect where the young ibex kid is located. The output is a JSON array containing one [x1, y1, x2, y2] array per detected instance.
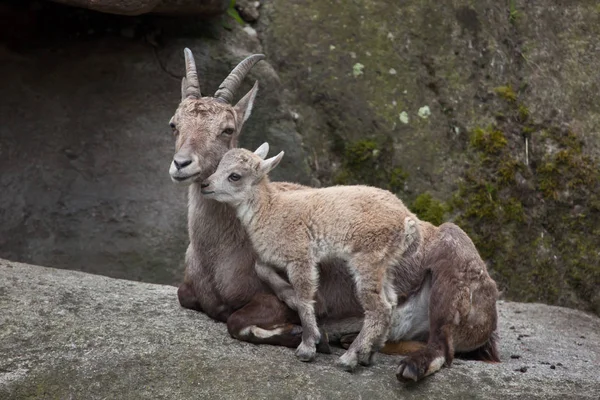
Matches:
[[200, 143, 421, 370]]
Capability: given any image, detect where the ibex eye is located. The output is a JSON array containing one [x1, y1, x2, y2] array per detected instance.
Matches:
[[228, 173, 241, 182], [222, 128, 235, 135]]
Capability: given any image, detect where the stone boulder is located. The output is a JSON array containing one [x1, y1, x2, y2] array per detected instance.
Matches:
[[1, 259, 599, 399], [48, 0, 229, 16], [153, 0, 230, 16]]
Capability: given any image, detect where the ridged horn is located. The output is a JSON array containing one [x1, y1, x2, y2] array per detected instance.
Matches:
[[182, 48, 201, 99], [214, 54, 265, 104]]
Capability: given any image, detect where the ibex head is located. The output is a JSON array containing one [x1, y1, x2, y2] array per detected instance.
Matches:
[[169, 48, 264, 185], [200, 143, 284, 205]]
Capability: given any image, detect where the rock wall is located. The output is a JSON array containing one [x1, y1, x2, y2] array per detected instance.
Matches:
[[257, 0, 600, 314], [48, 0, 230, 16], [0, 1, 311, 285], [1, 259, 599, 399], [0, 0, 598, 314]]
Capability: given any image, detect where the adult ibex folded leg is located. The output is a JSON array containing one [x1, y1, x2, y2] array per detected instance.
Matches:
[[396, 224, 500, 382]]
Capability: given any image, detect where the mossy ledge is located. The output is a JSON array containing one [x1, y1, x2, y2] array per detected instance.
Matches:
[[452, 85, 600, 314]]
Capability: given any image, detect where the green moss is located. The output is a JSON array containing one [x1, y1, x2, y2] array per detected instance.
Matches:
[[453, 86, 600, 314], [498, 158, 520, 185], [494, 85, 517, 103], [470, 126, 508, 154], [517, 104, 530, 122], [410, 193, 447, 226], [343, 140, 377, 165], [537, 161, 560, 198], [334, 139, 408, 193], [389, 167, 409, 192], [509, 0, 521, 24], [521, 125, 534, 137]]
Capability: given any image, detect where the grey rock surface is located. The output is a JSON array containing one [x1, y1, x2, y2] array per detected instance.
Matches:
[[1, 259, 599, 399], [259, 0, 600, 197], [153, 0, 230, 16], [236, 0, 260, 22], [0, 5, 310, 285], [49, 0, 159, 15]]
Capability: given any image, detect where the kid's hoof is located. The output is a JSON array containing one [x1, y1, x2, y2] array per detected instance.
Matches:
[[358, 350, 375, 366], [337, 350, 358, 372], [295, 343, 316, 362]]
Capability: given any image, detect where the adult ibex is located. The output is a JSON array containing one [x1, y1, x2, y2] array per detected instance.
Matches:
[[170, 48, 500, 382]]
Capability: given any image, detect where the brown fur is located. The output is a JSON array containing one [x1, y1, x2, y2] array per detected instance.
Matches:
[[396, 223, 500, 382], [341, 335, 427, 355], [169, 49, 500, 382]]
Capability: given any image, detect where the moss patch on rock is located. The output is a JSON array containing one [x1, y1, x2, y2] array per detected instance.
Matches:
[[334, 139, 408, 193], [410, 192, 447, 226], [452, 86, 600, 314]]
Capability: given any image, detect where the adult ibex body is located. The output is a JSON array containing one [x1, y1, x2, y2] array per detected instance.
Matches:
[[170, 48, 500, 382]]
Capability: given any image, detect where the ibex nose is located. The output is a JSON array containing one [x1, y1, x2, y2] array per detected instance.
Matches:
[[200, 182, 209, 189], [173, 157, 192, 170]]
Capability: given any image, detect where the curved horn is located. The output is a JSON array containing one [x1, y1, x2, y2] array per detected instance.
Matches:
[[183, 48, 201, 99], [214, 54, 265, 104]]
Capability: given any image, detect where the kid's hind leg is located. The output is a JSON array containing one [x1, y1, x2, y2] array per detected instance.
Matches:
[[338, 259, 393, 371], [286, 261, 321, 362]]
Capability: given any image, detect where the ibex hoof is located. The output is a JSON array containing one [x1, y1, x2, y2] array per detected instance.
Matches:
[[358, 350, 375, 366], [295, 343, 316, 362], [396, 359, 420, 382], [396, 352, 446, 383], [337, 350, 358, 372]]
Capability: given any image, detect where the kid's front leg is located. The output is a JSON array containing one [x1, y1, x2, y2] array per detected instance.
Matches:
[[286, 261, 321, 362]]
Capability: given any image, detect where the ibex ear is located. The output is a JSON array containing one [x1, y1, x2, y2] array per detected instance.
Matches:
[[234, 81, 259, 128], [260, 151, 284, 175], [254, 142, 269, 159]]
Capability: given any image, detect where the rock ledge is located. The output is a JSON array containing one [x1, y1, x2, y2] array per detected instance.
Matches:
[[1, 259, 599, 399]]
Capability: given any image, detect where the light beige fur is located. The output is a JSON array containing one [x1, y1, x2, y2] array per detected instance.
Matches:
[[201, 143, 421, 370]]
